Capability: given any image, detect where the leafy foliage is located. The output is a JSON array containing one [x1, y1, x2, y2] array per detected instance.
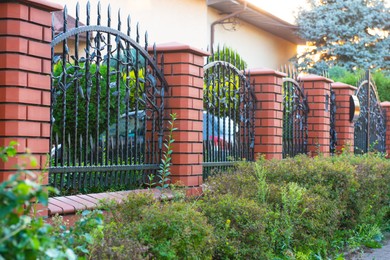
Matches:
[[0, 143, 103, 259], [157, 113, 177, 190], [210, 46, 247, 70], [328, 66, 390, 101], [204, 46, 248, 117], [2, 141, 389, 259], [202, 153, 390, 258], [52, 61, 147, 139], [96, 193, 214, 259], [295, 0, 390, 74], [200, 194, 270, 259]]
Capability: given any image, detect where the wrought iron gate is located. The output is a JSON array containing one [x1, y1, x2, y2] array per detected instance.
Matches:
[[354, 71, 386, 154], [203, 51, 256, 179], [281, 68, 309, 158], [49, 3, 167, 195]]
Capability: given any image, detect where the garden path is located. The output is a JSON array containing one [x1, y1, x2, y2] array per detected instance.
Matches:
[[351, 233, 390, 260]]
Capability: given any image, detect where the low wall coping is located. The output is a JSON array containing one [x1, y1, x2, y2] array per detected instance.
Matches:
[[247, 68, 286, 77], [16, 0, 63, 11], [150, 42, 210, 56], [381, 101, 390, 107], [299, 74, 333, 83], [332, 82, 357, 91], [48, 189, 174, 216]]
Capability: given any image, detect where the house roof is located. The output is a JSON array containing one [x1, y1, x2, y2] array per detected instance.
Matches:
[[207, 0, 306, 44]]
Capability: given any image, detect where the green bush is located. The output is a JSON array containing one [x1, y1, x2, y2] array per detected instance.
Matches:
[[200, 193, 270, 259], [2, 141, 389, 259], [0, 142, 103, 259], [202, 153, 390, 259], [95, 193, 214, 259]]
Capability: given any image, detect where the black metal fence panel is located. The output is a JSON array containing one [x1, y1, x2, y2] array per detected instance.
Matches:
[[354, 71, 386, 154], [50, 2, 167, 195], [281, 68, 309, 158], [203, 50, 256, 179]]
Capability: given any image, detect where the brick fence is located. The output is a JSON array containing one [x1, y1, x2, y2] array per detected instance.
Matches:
[[1, 0, 389, 216], [0, 0, 62, 185]]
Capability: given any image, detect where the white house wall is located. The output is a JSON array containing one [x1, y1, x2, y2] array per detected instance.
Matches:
[[207, 7, 297, 69], [60, 0, 297, 69]]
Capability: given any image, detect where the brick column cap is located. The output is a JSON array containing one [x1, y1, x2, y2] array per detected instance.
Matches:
[[381, 101, 390, 107], [247, 68, 286, 77], [15, 0, 62, 11], [299, 74, 333, 83], [332, 82, 357, 90], [150, 42, 210, 57]]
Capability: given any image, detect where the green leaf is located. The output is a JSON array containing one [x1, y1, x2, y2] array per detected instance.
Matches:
[[82, 210, 91, 216], [30, 237, 40, 250], [15, 183, 31, 196], [46, 248, 61, 258], [9, 141, 18, 147], [29, 157, 38, 167]]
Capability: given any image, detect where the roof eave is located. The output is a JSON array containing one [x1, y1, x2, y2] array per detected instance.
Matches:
[[208, 0, 306, 45]]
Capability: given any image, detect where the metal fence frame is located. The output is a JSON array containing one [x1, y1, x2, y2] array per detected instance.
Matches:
[[281, 68, 309, 158], [202, 55, 256, 179], [49, 2, 167, 195], [354, 70, 386, 154]]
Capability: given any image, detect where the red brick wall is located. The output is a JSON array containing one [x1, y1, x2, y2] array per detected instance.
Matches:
[[301, 75, 333, 157], [151, 43, 208, 196], [0, 1, 61, 183], [381, 102, 390, 157], [332, 82, 357, 153], [249, 69, 284, 159]]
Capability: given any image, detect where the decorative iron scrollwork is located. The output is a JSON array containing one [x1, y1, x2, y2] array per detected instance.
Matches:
[[281, 67, 309, 158], [354, 71, 386, 154], [203, 48, 256, 179], [50, 2, 167, 195]]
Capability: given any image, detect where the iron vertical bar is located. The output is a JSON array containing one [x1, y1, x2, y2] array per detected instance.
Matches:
[[84, 2, 91, 168], [115, 10, 122, 166], [124, 15, 131, 166], [61, 6, 68, 167], [366, 70, 371, 153], [50, 12, 55, 186], [144, 32, 149, 169], [105, 5, 112, 167], [134, 23, 140, 166], [74, 3, 80, 167], [95, 3, 102, 168]]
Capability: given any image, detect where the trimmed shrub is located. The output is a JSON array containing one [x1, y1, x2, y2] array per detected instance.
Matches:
[[95, 193, 214, 259], [202, 153, 390, 258], [200, 194, 271, 259]]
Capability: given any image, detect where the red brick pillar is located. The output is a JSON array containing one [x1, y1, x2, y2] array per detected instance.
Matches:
[[381, 102, 390, 156], [152, 43, 208, 196], [300, 75, 333, 156], [332, 82, 357, 153], [0, 1, 62, 184], [248, 69, 284, 160]]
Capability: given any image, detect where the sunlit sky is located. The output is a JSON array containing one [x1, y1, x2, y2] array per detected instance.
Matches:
[[247, 0, 307, 24], [247, 0, 390, 24]]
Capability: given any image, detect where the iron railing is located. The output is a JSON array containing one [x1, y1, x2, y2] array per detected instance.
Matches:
[[354, 70, 386, 154], [203, 49, 256, 179], [50, 2, 167, 195], [281, 67, 309, 158]]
